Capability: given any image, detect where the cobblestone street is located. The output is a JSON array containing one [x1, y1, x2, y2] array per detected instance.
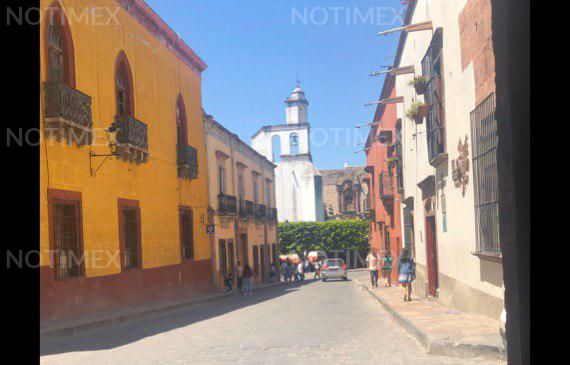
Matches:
[[41, 272, 502, 364]]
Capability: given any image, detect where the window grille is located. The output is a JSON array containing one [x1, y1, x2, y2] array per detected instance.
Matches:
[[471, 93, 501, 255], [421, 28, 446, 162], [122, 207, 141, 269], [180, 209, 194, 259], [52, 198, 83, 280]]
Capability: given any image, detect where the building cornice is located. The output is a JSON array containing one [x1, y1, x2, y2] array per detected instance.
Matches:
[[251, 123, 310, 140], [115, 0, 207, 74], [204, 113, 276, 172]]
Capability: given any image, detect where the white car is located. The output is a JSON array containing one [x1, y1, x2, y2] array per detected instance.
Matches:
[[321, 259, 348, 281]]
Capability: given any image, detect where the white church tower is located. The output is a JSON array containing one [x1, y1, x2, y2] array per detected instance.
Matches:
[[252, 84, 324, 222]]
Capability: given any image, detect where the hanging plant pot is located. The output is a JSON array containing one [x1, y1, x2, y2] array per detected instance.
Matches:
[[414, 83, 427, 95], [408, 76, 428, 95], [420, 103, 430, 118], [406, 101, 430, 125]]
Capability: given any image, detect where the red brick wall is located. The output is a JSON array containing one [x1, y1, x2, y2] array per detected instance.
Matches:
[[459, 0, 496, 105]]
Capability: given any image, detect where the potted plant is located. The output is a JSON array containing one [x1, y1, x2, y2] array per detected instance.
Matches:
[[405, 101, 430, 124], [408, 75, 428, 95]]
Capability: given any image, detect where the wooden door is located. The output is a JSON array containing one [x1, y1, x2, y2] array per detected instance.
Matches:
[[425, 216, 439, 296]]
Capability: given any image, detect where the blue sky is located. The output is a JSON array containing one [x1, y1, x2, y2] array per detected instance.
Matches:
[[146, 0, 405, 169]]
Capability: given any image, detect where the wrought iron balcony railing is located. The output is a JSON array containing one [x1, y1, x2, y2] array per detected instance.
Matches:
[[111, 114, 149, 164], [42, 81, 93, 146], [218, 194, 237, 215], [379, 172, 394, 200], [238, 199, 247, 217], [177, 145, 198, 180], [254, 203, 266, 220], [266, 207, 278, 222], [245, 200, 254, 216]]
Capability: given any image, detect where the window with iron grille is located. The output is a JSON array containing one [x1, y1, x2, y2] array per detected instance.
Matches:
[[116, 61, 131, 116], [471, 93, 501, 255], [421, 28, 446, 163], [52, 198, 84, 280], [403, 206, 415, 257], [180, 208, 194, 260], [219, 239, 227, 276], [253, 245, 259, 275], [47, 14, 69, 85], [395, 121, 404, 190], [121, 206, 141, 269]]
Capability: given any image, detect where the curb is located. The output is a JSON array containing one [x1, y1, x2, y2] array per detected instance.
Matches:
[[41, 281, 281, 340], [358, 282, 506, 361]]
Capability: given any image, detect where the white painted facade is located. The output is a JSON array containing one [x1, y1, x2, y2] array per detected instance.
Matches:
[[251, 86, 324, 222], [395, 0, 503, 318]]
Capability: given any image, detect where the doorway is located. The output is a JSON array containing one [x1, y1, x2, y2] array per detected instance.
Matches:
[[425, 215, 439, 296], [240, 234, 248, 264]]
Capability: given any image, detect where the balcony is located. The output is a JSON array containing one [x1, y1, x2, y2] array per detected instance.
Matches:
[[245, 200, 254, 217], [365, 197, 375, 220], [266, 207, 278, 222], [254, 203, 266, 220], [238, 199, 247, 217], [177, 145, 198, 180], [379, 173, 394, 201], [111, 114, 149, 164], [218, 194, 237, 215], [42, 81, 93, 146]]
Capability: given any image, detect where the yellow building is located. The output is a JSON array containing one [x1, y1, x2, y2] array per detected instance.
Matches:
[[203, 113, 279, 290], [40, 0, 211, 321]]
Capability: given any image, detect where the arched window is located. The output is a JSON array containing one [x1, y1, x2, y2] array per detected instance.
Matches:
[[115, 52, 134, 116], [45, 3, 75, 86], [290, 133, 299, 155], [271, 135, 281, 162], [176, 96, 188, 149]]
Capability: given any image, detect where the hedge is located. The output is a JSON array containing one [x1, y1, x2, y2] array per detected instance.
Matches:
[[278, 219, 370, 255]]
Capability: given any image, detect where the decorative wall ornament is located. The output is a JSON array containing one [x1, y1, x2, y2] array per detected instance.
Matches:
[[451, 135, 469, 196]]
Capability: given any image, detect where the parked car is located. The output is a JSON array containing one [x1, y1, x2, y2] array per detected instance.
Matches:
[[321, 259, 348, 281]]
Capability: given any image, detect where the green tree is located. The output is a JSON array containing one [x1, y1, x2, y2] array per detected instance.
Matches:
[[278, 220, 369, 255]]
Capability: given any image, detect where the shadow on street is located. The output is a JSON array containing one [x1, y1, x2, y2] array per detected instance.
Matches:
[[40, 278, 319, 356]]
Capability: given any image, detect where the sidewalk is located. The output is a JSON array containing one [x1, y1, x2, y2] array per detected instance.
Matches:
[[40, 281, 281, 340], [355, 276, 506, 361]]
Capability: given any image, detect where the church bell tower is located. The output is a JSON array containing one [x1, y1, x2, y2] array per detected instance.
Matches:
[[285, 82, 308, 125]]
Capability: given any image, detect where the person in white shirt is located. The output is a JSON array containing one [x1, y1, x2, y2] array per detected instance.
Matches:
[[366, 250, 379, 288], [297, 261, 305, 282]]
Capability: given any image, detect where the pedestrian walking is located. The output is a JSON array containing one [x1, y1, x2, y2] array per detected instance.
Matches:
[[397, 248, 415, 302], [314, 260, 321, 280], [235, 261, 244, 293], [224, 270, 233, 292], [285, 260, 293, 283], [366, 250, 379, 288], [280, 260, 287, 284], [381, 253, 393, 287], [269, 262, 277, 283], [297, 260, 305, 282], [243, 263, 253, 295]]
